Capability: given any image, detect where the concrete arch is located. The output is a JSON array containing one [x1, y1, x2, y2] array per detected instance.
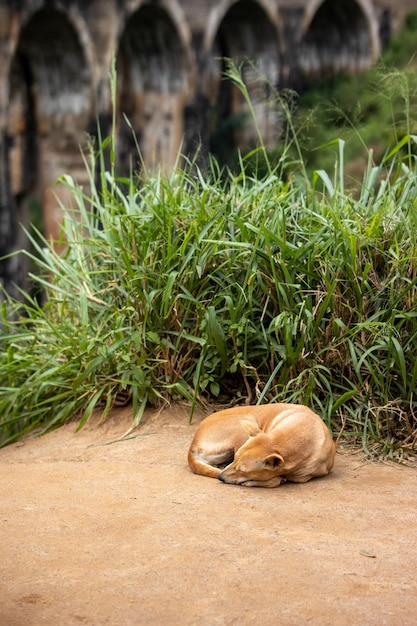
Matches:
[[11, 8, 92, 120], [7, 5, 94, 244], [203, 0, 281, 55], [116, 1, 192, 171], [122, 0, 193, 54], [299, 0, 380, 78]]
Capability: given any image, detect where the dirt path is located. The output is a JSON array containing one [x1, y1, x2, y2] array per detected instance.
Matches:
[[1, 405, 416, 626]]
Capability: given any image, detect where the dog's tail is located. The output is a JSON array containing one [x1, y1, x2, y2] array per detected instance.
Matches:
[[187, 448, 226, 478]]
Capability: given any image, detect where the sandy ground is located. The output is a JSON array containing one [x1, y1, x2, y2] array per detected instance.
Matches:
[[1, 404, 416, 626]]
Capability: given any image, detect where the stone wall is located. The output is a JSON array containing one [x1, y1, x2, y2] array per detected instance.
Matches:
[[0, 0, 413, 294]]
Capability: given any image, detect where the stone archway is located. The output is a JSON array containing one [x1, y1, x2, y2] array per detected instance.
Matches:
[[7, 7, 93, 244], [299, 0, 380, 79], [117, 3, 189, 174], [205, 0, 281, 166]]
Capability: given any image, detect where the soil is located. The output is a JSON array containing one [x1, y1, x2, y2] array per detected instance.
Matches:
[[1, 404, 416, 626]]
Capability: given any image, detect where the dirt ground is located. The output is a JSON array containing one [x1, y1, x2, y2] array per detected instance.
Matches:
[[1, 404, 416, 626]]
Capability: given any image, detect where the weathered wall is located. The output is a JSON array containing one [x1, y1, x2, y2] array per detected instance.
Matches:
[[0, 0, 413, 295]]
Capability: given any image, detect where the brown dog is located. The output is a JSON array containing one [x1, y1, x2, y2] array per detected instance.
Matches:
[[188, 404, 336, 487]]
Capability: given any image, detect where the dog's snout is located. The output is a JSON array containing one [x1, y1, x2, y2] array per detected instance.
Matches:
[[218, 472, 236, 485]]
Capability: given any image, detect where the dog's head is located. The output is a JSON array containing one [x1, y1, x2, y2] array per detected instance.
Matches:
[[218, 420, 285, 487]]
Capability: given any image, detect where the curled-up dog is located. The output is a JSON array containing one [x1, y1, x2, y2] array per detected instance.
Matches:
[[188, 403, 336, 487]]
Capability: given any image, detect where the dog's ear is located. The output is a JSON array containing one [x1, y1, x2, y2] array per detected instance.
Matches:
[[240, 419, 261, 437], [263, 453, 284, 468]]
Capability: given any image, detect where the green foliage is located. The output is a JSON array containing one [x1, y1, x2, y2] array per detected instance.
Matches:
[[293, 13, 417, 184], [383, 8, 417, 67], [1, 128, 417, 460], [1, 51, 417, 462]]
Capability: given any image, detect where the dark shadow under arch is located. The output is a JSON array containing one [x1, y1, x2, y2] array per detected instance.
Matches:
[[208, 0, 281, 167], [6, 6, 92, 285], [117, 4, 188, 173], [300, 0, 373, 79]]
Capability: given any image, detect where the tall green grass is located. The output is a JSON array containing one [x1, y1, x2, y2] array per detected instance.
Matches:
[[1, 67, 416, 461]]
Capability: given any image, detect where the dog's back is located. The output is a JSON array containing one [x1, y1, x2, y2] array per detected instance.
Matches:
[[256, 403, 335, 477]]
